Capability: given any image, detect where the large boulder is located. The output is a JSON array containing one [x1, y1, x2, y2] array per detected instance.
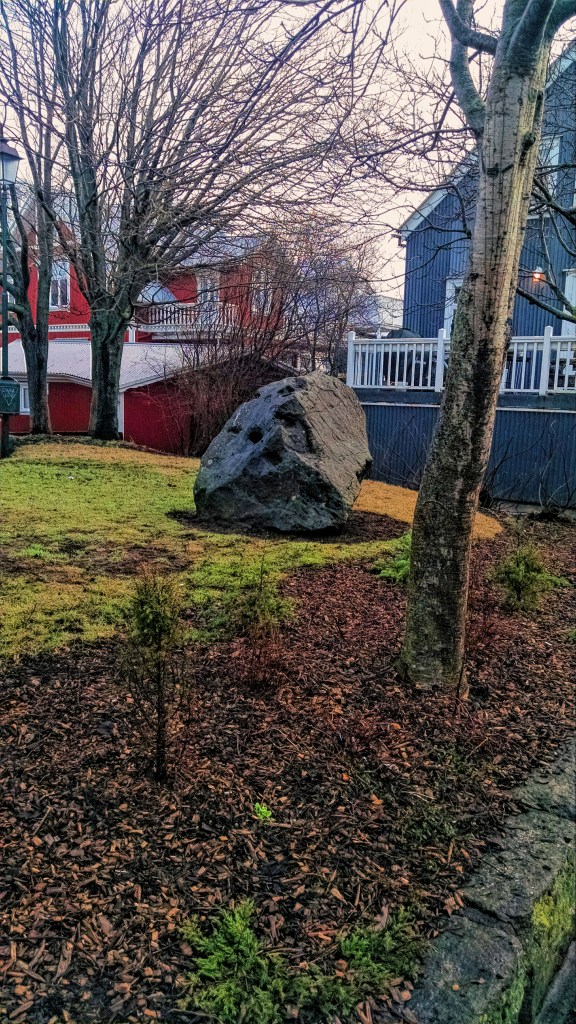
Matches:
[[193, 372, 372, 532]]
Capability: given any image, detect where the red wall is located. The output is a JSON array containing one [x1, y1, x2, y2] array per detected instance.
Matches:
[[10, 413, 31, 434], [11, 380, 189, 452], [9, 383, 91, 434], [123, 382, 190, 453], [49, 382, 92, 432], [168, 271, 197, 304], [28, 264, 90, 325]]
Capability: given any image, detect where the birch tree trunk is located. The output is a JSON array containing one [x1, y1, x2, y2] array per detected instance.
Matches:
[[399, 29, 553, 692]]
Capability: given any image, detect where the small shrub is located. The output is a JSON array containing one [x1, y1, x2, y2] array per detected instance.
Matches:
[[122, 569, 189, 783], [181, 901, 289, 1024], [492, 544, 567, 611], [294, 910, 421, 1016], [181, 900, 422, 1023], [373, 531, 412, 585], [254, 802, 273, 822], [339, 908, 421, 992], [226, 560, 291, 639], [225, 560, 292, 684], [127, 569, 183, 651]]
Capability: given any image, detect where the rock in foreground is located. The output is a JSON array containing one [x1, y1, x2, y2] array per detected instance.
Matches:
[[194, 372, 372, 532]]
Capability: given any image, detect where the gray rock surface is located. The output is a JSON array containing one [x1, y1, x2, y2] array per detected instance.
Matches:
[[409, 740, 576, 1024], [536, 942, 576, 1024], [193, 372, 372, 532]]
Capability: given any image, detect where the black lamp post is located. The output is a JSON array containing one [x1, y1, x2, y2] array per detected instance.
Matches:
[[0, 135, 22, 458]]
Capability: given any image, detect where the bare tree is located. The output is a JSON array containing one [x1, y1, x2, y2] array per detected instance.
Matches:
[[152, 223, 378, 451], [0, 1, 60, 433], [275, 219, 379, 373], [0, 0, 401, 439], [397, 0, 576, 693]]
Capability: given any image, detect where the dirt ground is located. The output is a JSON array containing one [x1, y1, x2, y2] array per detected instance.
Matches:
[[1, 512, 573, 1024]]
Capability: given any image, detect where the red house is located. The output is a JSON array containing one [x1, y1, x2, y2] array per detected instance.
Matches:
[[7, 237, 285, 452]]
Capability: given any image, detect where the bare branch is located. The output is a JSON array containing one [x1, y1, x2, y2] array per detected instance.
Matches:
[[438, 0, 498, 54], [449, 1, 486, 138], [548, 0, 576, 33], [507, 0, 558, 70]]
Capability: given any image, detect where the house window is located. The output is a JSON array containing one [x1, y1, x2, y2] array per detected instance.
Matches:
[[444, 277, 463, 335], [50, 259, 70, 309], [20, 384, 30, 413], [197, 272, 219, 305], [252, 269, 273, 315], [561, 269, 576, 336]]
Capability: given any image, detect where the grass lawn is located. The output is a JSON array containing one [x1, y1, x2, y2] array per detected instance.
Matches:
[[0, 441, 573, 1024], [0, 440, 499, 659]]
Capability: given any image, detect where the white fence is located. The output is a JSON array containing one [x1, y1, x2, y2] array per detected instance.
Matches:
[[137, 301, 238, 336], [347, 327, 576, 395]]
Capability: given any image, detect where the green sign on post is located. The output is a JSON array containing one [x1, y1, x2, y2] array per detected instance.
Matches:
[[0, 378, 20, 415]]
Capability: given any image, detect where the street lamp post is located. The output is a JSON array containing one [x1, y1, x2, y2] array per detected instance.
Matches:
[[0, 135, 22, 458]]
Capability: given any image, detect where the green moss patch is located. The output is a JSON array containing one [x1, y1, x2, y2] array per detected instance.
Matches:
[[474, 856, 575, 1024], [529, 856, 576, 1015]]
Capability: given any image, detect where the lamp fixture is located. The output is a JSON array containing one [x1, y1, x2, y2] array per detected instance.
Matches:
[[0, 136, 21, 186]]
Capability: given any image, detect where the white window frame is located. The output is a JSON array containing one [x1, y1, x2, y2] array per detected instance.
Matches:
[[50, 259, 70, 310], [444, 277, 463, 335], [561, 269, 576, 336], [196, 271, 219, 305], [252, 269, 273, 315], [20, 383, 30, 413]]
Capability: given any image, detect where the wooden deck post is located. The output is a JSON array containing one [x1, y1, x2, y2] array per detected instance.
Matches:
[[434, 329, 446, 392], [346, 330, 356, 387], [540, 326, 553, 396]]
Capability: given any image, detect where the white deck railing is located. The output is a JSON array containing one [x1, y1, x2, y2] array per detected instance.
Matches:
[[137, 301, 239, 335], [347, 327, 576, 395]]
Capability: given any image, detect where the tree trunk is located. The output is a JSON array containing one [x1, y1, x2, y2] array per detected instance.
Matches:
[[155, 665, 168, 784], [21, 319, 51, 434], [8, 185, 53, 435], [399, 42, 551, 693], [89, 310, 128, 440]]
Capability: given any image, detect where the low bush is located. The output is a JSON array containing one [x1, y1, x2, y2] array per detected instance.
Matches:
[[181, 899, 421, 1023], [181, 901, 289, 1024], [222, 560, 292, 684], [492, 544, 567, 611], [373, 531, 412, 585]]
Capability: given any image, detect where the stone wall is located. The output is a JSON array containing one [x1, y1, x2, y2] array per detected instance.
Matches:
[[409, 743, 576, 1024]]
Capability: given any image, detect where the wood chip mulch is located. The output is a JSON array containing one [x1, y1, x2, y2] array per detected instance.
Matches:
[[0, 519, 574, 1023]]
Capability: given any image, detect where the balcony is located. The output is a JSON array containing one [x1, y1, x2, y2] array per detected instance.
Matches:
[[135, 301, 239, 339], [347, 327, 576, 395]]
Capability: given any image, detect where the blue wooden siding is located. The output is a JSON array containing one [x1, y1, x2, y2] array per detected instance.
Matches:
[[403, 55, 576, 339], [403, 192, 469, 337], [361, 400, 576, 508]]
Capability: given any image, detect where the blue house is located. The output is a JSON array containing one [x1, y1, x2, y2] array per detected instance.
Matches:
[[402, 45, 576, 340], [347, 46, 576, 509]]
